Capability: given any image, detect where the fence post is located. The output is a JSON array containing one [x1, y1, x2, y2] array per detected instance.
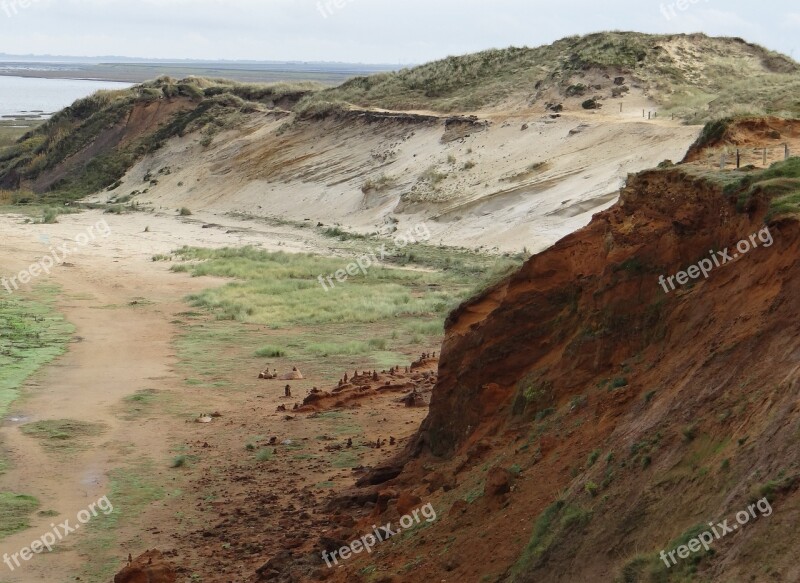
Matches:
[[763, 148, 767, 167], [736, 149, 740, 169]]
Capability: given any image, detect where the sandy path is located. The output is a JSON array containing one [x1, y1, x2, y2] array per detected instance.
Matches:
[[0, 209, 328, 580]]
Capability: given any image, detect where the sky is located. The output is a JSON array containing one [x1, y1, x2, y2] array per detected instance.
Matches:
[[0, 0, 796, 64]]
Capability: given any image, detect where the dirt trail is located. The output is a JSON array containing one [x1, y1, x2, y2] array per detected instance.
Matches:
[[0, 209, 315, 580]]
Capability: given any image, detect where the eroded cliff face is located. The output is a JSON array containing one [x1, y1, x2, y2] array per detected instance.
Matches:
[[418, 167, 774, 457], [367, 165, 800, 582]]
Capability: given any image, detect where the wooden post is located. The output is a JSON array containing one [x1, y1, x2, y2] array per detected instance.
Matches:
[[648, 112, 651, 120], [643, 109, 645, 118], [720, 154, 726, 169], [620, 103, 623, 113], [763, 148, 767, 167], [736, 149, 740, 169]]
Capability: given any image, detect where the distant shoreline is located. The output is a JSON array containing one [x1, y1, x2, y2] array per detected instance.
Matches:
[[0, 61, 398, 85], [0, 70, 134, 84]]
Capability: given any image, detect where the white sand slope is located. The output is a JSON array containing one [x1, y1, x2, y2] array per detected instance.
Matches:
[[102, 91, 700, 253]]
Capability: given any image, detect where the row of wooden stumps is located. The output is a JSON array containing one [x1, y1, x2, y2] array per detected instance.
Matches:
[[720, 144, 791, 169], [616, 105, 668, 120]]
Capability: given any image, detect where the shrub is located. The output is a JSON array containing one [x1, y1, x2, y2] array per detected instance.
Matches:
[[254, 345, 286, 358], [40, 207, 59, 224], [565, 83, 587, 97], [179, 207, 193, 216], [171, 455, 188, 468], [610, 377, 629, 389], [421, 165, 448, 186]]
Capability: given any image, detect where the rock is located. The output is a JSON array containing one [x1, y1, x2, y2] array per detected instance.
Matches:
[[396, 491, 423, 516], [355, 465, 403, 486], [422, 471, 451, 494], [582, 98, 602, 110], [374, 488, 398, 514], [114, 549, 177, 583], [279, 367, 304, 380], [484, 466, 513, 497], [449, 499, 468, 517], [256, 550, 293, 580]]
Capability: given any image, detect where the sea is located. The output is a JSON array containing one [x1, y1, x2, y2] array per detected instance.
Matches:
[[0, 75, 133, 120]]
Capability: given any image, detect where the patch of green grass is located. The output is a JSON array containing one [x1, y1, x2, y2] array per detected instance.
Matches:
[[331, 451, 360, 468], [120, 389, 162, 420], [20, 419, 107, 453], [509, 500, 564, 577], [0, 492, 39, 539], [560, 505, 592, 529], [703, 157, 800, 219], [0, 286, 74, 418], [752, 473, 798, 503], [648, 524, 712, 580], [169, 244, 517, 335], [307, 341, 371, 357], [256, 448, 273, 462], [76, 459, 166, 581], [254, 345, 286, 358]]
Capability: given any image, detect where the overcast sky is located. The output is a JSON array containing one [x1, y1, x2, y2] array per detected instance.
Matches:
[[0, 0, 796, 64]]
